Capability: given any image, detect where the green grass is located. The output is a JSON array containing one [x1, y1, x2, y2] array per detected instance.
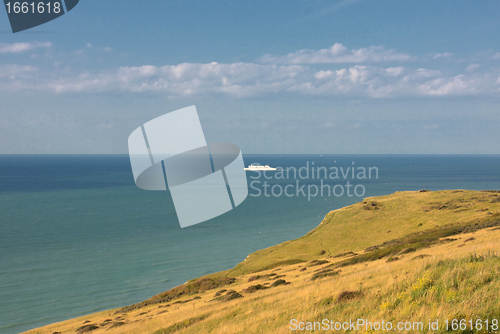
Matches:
[[210, 190, 500, 277], [329, 216, 500, 269]]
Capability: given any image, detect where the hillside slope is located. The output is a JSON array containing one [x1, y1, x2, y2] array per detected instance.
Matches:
[[221, 189, 500, 276], [26, 190, 500, 334]]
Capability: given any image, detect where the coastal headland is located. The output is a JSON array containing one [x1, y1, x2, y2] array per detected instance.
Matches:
[[26, 190, 500, 334]]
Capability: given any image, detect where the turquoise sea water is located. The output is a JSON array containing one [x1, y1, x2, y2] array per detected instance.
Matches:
[[1, 154, 500, 333]]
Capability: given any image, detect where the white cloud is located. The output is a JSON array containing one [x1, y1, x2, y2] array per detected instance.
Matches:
[[1, 44, 499, 98], [466, 64, 480, 72], [0, 65, 38, 78], [305, 0, 364, 20], [0, 42, 51, 53], [46, 62, 311, 98], [493, 53, 500, 60], [258, 43, 411, 64], [433, 52, 452, 59], [1, 61, 496, 99], [0, 65, 40, 90], [74, 44, 114, 56]]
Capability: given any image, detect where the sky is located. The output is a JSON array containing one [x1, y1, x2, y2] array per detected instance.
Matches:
[[1, 0, 500, 154]]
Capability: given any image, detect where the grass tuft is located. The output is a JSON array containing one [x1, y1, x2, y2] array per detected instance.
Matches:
[[311, 269, 340, 280], [76, 324, 99, 333], [336, 290, 363, 303], [270, 279, 290, 287], [152, 313, 210, 334], [308, 259, 329, 266], [245, 284, 268, 293]]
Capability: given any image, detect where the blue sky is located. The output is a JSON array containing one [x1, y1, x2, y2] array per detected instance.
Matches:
[[1, 0, 500, 154]]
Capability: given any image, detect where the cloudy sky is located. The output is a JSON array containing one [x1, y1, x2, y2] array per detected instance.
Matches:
[[1, 0, 500, 154]]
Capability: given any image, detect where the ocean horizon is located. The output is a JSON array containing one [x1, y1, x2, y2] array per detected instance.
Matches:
[[2, 154, 500, 334]]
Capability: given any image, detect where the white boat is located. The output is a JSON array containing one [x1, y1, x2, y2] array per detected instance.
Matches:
[[244, 163, 277, 171]]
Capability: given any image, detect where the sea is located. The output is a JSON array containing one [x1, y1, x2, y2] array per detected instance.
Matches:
[[1, 154, 500, 333]]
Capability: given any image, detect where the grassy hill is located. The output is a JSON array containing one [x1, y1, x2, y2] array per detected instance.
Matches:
[[26, 190, 500, 334]]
